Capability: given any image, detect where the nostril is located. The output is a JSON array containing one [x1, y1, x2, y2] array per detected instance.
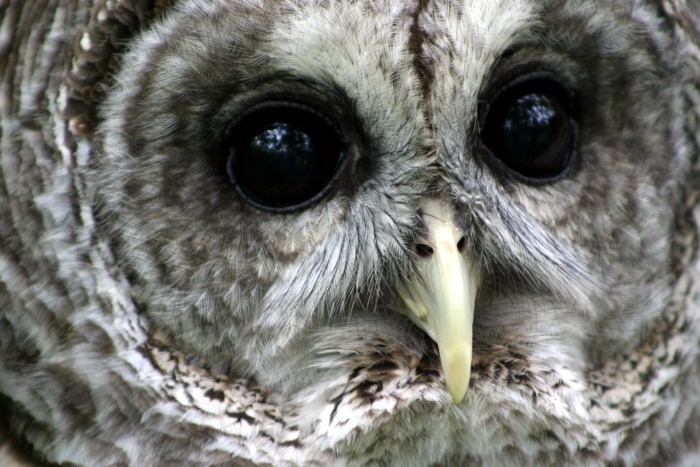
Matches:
[[415, 243, 434, 258], [456, 236, 466, 253]]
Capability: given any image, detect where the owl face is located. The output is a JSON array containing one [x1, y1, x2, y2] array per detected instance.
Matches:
[[96, 0, 685, 450]]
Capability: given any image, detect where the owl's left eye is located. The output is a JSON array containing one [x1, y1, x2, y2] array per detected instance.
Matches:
[[480, 75, 577, 181], [224, 105, 345, 211]]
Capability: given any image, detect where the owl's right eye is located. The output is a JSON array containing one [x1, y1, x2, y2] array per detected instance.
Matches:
[[224, 105, 345, 211]]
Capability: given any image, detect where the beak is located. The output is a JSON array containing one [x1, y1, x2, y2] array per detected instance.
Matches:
[[396, 199, 479, 404]]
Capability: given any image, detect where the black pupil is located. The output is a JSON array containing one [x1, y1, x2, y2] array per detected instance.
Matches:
[[503, 94, 558, 160], [482, 79, 574, 180], [247, 123, 316, 194], [226, 108, 342, 210]]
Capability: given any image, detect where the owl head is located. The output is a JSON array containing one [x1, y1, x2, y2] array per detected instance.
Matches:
[[3, 0, 687, 463]]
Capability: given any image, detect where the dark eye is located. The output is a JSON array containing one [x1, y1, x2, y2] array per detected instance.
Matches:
[[225, 105, 344, 211], [481, 77, 576, 181]]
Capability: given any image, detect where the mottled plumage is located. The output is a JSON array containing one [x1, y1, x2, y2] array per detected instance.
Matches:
[[1, 0, 699, 465]]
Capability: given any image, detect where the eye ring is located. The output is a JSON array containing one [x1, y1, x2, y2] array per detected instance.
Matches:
[[223, 102, 346, 212], [480, 73, 578, 183]]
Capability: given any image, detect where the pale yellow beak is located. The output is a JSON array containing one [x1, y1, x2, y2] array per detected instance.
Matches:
[[396, 199, 479, 404]]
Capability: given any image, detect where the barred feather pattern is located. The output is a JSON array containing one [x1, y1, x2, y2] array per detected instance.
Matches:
[[1, 0, 700, 465]]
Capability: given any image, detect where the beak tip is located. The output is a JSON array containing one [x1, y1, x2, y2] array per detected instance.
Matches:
[[447, 378, 469, 404], [444, 361, 471, 404]]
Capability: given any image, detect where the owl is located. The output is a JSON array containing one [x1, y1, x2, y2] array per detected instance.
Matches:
[[1, 0, 700, 465]]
